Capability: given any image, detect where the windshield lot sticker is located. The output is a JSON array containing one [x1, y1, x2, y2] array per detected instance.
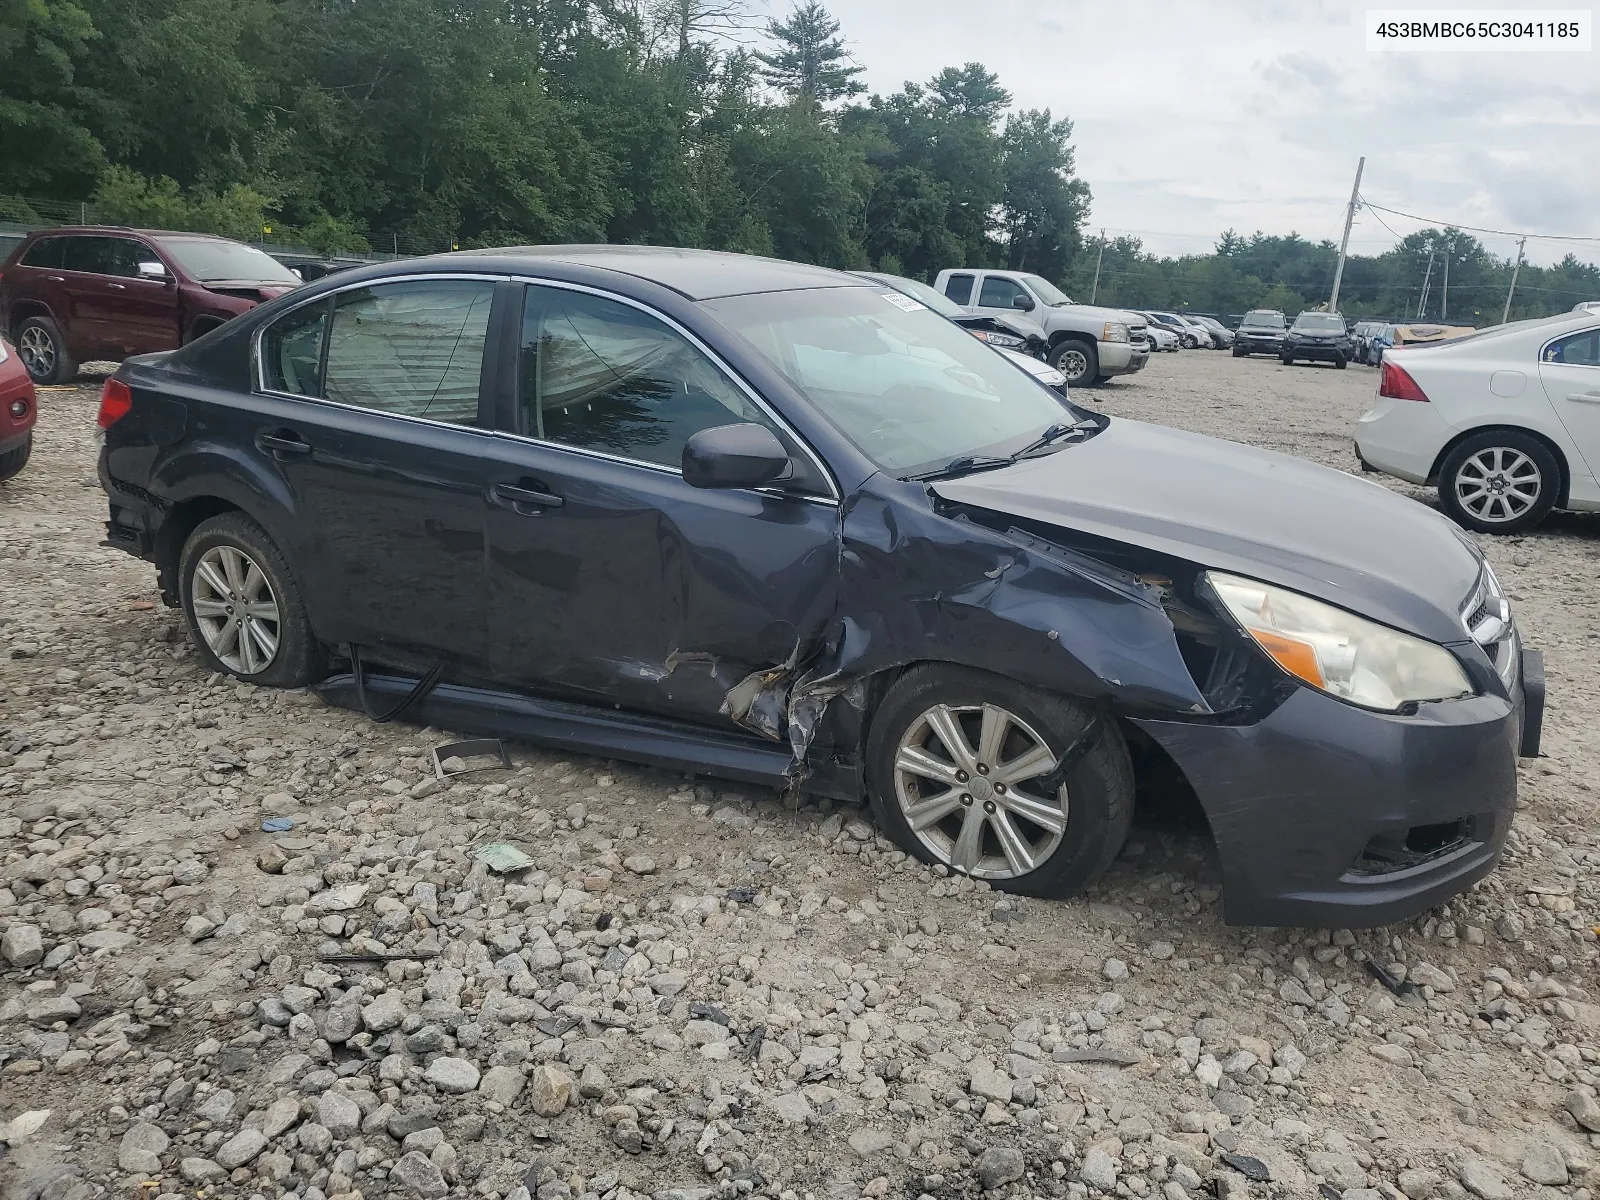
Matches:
[[880, 291, 925, 312]]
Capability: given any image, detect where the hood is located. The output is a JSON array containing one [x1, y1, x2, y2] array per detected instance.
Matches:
[[1049, 302, 1142, 326], [201, 280, 299, 302], [931, 418, 1482, 644]]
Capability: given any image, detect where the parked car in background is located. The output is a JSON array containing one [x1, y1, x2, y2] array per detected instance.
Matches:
[[1153, 312, 1211, 349], [96, 244, 1541, 925], [1233, 310, 1287, 357], [935, 268, 1150, 387], [0, 337, 36, 481], [1356, 310, 1600, 533], [1192, 315, 1234, 349], [269, 253, 370, 284], [1281, 312, 1355, 367], [1136, 312, 1189, 349], [856, 271, 1068, 396], [0, 227, 303, 384], [1144, 322, 1180, 352], [1360, 324, 1398, 365]]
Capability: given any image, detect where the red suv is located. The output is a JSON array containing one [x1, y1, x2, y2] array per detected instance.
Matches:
[[1, 336, 36, 480], [0, 227, 302, 384]]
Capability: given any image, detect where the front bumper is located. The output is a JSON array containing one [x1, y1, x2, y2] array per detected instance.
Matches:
[[1098, 342, 1148, 376], [0, 427, 30, 456], [1132, 656, 1539, 927], [1235, 336, 1283, 355], [1285, 341, 1351, 361]]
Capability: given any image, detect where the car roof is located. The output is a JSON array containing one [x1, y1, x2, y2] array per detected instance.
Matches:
[[451, 244, 864, 301], [22, 226, 239, 243]]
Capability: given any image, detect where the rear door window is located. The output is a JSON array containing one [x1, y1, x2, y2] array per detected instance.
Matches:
[[61, 237, 120, 276], [20, 238, 65, 268], [322, 280, 494, 426], [943, 273, 975, 305], [260, 299, 332, 396], [1544, 329, 1600, 366]]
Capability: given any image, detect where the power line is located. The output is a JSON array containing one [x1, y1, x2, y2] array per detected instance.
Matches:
[[1359, 198, 1599, 244]]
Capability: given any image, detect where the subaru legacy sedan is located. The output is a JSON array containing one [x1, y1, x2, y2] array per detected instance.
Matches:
[[96, 247, 1542, 927]]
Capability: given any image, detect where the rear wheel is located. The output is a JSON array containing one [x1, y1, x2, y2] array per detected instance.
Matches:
[[179, 513, 325, 686], [15, 317, 75, 385], [1280, 353, 1294, 365], [1049, 339, 1098, 388], [1231, 345, 1245, 357], [0, 434, 31, 482], [866, 665, 1133, 899], [1438, 432, 1559, 534]]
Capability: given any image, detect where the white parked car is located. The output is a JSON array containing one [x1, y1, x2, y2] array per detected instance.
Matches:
[[1355, 310, 1600, 533], [1145, 323, 1180, 352]]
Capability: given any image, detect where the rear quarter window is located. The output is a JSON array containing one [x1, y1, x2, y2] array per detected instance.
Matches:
[[20, 238, 65, 269]]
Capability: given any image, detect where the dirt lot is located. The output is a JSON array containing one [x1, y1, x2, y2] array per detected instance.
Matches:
[[3, 351, 1600, 1200]]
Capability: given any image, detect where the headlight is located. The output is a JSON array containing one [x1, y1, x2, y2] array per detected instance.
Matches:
[[0, 340, 8, 364], [1207, 572, 1473, 711], [970, 329, 1025, 350], [1103, 322, 1129, 343]]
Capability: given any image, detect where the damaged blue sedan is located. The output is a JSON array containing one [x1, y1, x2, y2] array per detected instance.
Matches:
[[97, 247, 1543, 926]]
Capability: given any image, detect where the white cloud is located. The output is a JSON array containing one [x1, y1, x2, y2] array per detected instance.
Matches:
[[748, 0, 1600, 266]]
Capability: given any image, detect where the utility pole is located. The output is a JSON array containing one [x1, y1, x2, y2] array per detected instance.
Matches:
[[1089, 230, 1106, 304], [1441, 237, 1449, 320], [1501, 237, 1525, 324], [1418, 245, 1436, 320], [1328, 156, 1365, 314]]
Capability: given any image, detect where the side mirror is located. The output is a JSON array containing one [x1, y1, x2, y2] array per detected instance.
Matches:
[[1012, 295, 1035, 312], [683, 423, 794, 490], [137, 261, 168, 280]]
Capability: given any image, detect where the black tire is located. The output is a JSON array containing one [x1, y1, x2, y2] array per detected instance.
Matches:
[[866, 664, 1134, 900], [1049, 339, 1098, 388], [1335, 356, 1347, 369], [15, 316, 76, 385], [1280, 354, 1294, 365], [0, 434, 30, 482], [179, 512, 325, 686], [1437, 431, 1560, 535], [1231, 345, 1244, 358]]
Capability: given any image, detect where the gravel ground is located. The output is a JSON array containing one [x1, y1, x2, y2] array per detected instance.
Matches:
[[3, 351, 1600, 1200]]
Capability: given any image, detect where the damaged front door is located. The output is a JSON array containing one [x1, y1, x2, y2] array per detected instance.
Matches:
[[478, 282, 841, 728]]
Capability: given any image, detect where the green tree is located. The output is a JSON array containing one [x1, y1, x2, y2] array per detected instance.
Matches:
[[754, 1, 864, 106]]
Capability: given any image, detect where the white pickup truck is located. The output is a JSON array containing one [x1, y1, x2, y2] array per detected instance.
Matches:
[[933, 268, 1151, 387]]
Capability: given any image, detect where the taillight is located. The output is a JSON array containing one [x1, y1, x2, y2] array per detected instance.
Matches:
[[98, 378, 133, 428], [1379, 360, 1429, 402]]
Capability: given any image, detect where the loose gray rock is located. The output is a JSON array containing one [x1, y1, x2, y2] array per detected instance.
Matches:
[[425, 1056, 481, 1094], [318, 1004, 361, 1043], [1567, 1088, 1600, 1132], [1520, 1144, 1569, 1186], [214, 1128, 267, 1170], [480, 1065, 526, 1106], [117, 1122, 169, 1173], [768, 1092, 812, 1125], [390, 1149, 450, 1198], [1459, 1159, 1513, 1200], [848, 1128, 894, 1159], [976, 1146, 1026, 1190], [1396, 1168, 1440, 1199], [262, 1096, 301, 1139], [2, 923, 43, 968], [317, 1090, 361, 1139], [1081, 1147, 1118, 1192], [362, 991, 409, 1033]]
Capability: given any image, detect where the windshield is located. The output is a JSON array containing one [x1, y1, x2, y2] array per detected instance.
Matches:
[[703, 287, 1080, 476], [1241, 311, 1286, 329], [156, 238, 302, 284], [1020, 274, 1074, 307], [856, 272, 965, 319], [1293, 313, 1346, 332]]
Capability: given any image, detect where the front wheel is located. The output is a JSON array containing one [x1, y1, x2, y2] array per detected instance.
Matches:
[[15, 317, 76, 385], [1231, 345, 1245, 358], [1335, 356, 1348, 369], [0, 434, 31, 482], [866, 665, 1134, 899], [1280, 354, 1294, 365], [1438, 432, 1559, 534], [1048, 339, 1098, 388], [179, 512, 326, 686]]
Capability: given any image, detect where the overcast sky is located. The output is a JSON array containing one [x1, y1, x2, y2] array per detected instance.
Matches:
[[750, 0, 1599, 267]]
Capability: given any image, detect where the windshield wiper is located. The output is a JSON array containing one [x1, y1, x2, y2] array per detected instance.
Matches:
[[904, 454, 1015, 482], [1012, 420, 1092, 458]]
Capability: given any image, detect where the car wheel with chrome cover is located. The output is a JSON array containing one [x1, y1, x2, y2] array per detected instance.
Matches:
[[1437, 430, 1559, 534], [866, 664, 1134, 897]]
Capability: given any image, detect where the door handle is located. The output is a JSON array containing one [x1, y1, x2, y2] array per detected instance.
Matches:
[[491, 481, 564, 511], [107, 283, 126, 290], [255, 431, 312, 457], [1568, 391, 1600, 404], [47, 275, 65, 282]]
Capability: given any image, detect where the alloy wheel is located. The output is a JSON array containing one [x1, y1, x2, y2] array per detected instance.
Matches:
[[892, 702, 1067, 880], [1454, 448, 1542, 524], [191, 545, 282, 674], [18, 327, 55, 379]]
